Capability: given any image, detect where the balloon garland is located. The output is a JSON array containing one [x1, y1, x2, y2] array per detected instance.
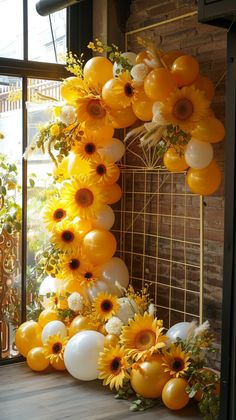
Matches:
[[16, 40, 222, 417]]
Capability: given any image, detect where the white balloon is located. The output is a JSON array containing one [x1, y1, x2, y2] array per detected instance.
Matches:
[[92, 205, 115, 230], [64, 330, 105, 381], [98, 138, 125, 163], [113, 52, 137, 76], [116, 297, 139, 324], [41, 320, 68, 343], [39, 276, 59, 308], [87, 280, 110, 302], [185, 138, 213, 169], [166, 322, 193, 343], [100, 257, 129, 297]]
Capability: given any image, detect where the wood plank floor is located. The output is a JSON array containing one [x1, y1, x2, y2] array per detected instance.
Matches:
[[0, 362, 201, 420]]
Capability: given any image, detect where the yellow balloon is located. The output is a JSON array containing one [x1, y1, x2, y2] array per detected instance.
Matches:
[[132, 89, 154, 121], [104, 334, 119, 348], [110, 106, 137, 129], [51, 358, 66, 371], [103, 183, 122, 204], [60, 77, 86, 104], [162, 378, 189, 410], [68, 315, 97, 338], [82, 229, 117, 265], [27, 347, 50, 372], [84, 124, 114, 147], [83, 57, 113, 93], [130, 355, 171, 398], [15, 321, 43, 357], [38, 309, 59, 328], [186, 160, 222, 195], [191, 117, 225, 143], [144, 68, 177, 102], [77, 218, 93, 237], [67, 152, 91, 177], [163, 147, 189, 172]]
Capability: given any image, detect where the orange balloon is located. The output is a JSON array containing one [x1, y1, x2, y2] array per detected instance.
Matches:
[[171, 55, 199, 87], [144, 68, 177, 102], [15, 321, 42, 357], [191, 117, 225, 143], [163, 147, 189, 172], [67, 152, 91, 177], [83, 57, 113, 93], [104, 334, 119, 348], [38, 309, 59, 328], [161, 50, 185, 68], [130, 355, 171, 398], [186, 160, 222, 196], [77, 218, 93, 237], [68, 315, 97, 337], [82, 229, 117, 265], [162, 378, 189, 410], [27, 347, 50, 372], [60, 77, 86, 104], [103, 183, 122, 204], [110, 106, 137, 128], [193, 75, 215, 101], [51, 358, 66, 371], [84, 124, 114, 146], [132, 89, 154, 121]]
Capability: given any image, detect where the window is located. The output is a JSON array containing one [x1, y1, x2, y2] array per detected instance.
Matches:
[[0, 0, 92, 363]]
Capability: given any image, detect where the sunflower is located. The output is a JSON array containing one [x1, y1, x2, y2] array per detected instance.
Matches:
[[160, 86, 210, 132], [92, 292, 120, 322], [61, 177, 106, 219], [72, 136, 99, 161], [112, 71, 136, 108], [43, 198, 67, 231], [59, 250, 85, 281], [88, 157, 120, 185], [98, 345, 130, 391], [76, 95, 109, 127], [77, 262, 101, 288], [51, 219, 81, 252], [43, 333, 68, 364], [120, 312, 167, 361], [46, 292, 69, 310], [162, 344, 191, 377]]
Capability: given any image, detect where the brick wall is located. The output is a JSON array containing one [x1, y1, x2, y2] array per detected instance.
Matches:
[[123, 0, 226, 367]]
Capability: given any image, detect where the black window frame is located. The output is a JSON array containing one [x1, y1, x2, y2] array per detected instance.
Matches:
[[0, 0, 92, 365]]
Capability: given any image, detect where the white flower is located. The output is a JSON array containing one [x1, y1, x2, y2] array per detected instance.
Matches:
[[152, 101, 168, 125], [148, 303, 155, 315], [67, 292, 83, 312], [131, 63, 149, 84], [60, 105, 76, 125], [105, 316, 123, 335], [194, 320, 210, 337]]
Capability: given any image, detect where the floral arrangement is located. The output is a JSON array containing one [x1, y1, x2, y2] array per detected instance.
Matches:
[[15, 39, 222, 420]]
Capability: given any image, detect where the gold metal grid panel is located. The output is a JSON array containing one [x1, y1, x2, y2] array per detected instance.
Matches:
[[113, 167, 203, 328]]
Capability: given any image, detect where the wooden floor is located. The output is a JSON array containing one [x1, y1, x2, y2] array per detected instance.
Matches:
[[0, 362, 200, 420]]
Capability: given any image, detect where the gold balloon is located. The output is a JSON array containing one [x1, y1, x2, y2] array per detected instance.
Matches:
[[130, 355, 171, 398], [83, 57, 113, 93], [132, 89, 154, 121], [163, 147, 188, 172], [191, 117, 225, 143], [38, 309, 59, 328], [186, 160, 221, 196], [51, 358, 66, 371], [103, 183, 122, 204], [15, 321, 42, 357], [162, 378, 189, 410], [27, 347, 50, 372], [82, 229, 117, 265], [110, 106, 137, 129], [104, 334, 119, 348], [68, 315, 97, 338]]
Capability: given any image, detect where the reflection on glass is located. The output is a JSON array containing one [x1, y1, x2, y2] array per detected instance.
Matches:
[[0, 0, 23, 59], [27, 78, 61, 319], [28, 0, 66, 63], [0, 75, 22, 360]]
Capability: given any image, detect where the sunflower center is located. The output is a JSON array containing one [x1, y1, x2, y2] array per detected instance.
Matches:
[[84, 271, 93, 279], [69, 258, 80, 270], [75, 188, 94, 208], [101, 299, 113, 312], [85, 142, 96, 154], [173, 98, 193, 121], [135, 329, 156, 351], [124, 83, 134, 97], [96, 164, 107, 175], [171, 358, 184, 371], [110, 357, 121, 374], [87, 100, 106, 119], [53, 208, 66, 221], [52, 342, 62, 354], [61, 230, 74, 242]]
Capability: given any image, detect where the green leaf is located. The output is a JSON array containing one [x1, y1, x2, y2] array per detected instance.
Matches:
[[29, 178, 35, 188]]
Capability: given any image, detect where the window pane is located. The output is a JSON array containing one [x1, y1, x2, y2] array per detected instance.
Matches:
[[0, 75, 22, 360], [0, 0, 23, 59], [27, 78, 61, 319], [28, 0, 66, 63]]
